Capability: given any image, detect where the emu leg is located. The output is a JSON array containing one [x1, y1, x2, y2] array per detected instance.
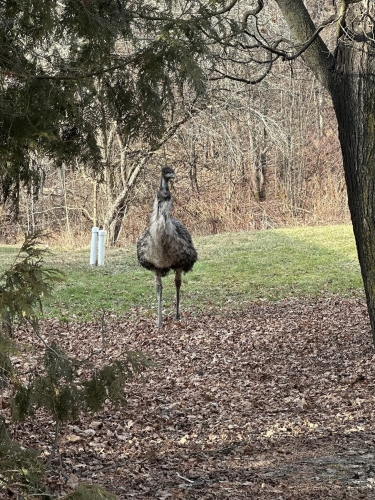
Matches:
[[156, 274, 163, 327], [175, 269, 182, 321]]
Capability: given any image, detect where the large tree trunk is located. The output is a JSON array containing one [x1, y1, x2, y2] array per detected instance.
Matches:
[[331, 38, 375, 342], [274, 0, 375, 342]]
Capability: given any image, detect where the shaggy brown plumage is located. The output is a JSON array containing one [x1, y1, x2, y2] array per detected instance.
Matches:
[[137, 167, 197, 327]]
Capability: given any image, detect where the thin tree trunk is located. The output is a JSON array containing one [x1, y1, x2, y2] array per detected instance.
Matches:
[[60, 164, 72, 244], [93, 179, 98, 228], [316, 85, 324, 139], [105, 159, 146, 245]]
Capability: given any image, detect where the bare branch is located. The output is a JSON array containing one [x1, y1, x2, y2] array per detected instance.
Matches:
[[208, 0, 239, 16], [210, 64, 272, 85], [242, 0, 264, 28], [210, 11, 337, 88], [336, 0, 367, 40], [178, 0, 261, 20], [275, 0, 334, 89], [250, 14, 337, 62]]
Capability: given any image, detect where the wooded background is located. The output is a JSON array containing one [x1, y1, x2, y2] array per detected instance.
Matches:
[[0, 1, 350, 247]]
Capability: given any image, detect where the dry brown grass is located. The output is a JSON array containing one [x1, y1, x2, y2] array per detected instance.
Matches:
[[0, 119, 350, 248], [123, 164, 350, 247]]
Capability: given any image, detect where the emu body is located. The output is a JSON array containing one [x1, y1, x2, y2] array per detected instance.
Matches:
[[137, 167, 197, 326]]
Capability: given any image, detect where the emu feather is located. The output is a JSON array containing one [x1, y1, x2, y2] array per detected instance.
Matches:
[[137, 167, 197, 327]]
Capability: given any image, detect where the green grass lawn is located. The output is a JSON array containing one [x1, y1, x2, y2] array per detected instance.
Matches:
[[0, 225, 363, 321]]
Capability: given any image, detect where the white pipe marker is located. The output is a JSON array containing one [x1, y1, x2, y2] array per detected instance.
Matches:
[[90, 227, 99, 265], [98, 229, 106, 266]]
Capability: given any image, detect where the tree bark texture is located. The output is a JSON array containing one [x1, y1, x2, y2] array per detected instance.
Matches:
[[331, 39, 375, 342], [275, 0, 375, 343]]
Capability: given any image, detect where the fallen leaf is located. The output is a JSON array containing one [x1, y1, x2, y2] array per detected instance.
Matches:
[[66, 474, 79, 490], [66, 434, 82, 443]]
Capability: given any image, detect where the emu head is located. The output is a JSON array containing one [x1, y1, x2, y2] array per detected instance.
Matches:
[[160, 166, 175, 190]]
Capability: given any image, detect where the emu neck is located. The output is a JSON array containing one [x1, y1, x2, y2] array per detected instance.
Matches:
[[160, 176, 170, 191], [150, 180, 173, 228]]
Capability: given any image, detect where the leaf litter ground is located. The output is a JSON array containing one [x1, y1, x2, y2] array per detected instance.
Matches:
[[5, 297, 375, 499]]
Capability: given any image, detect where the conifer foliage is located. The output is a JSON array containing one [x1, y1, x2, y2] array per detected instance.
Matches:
[[0, 232, 151, 496], [0, 0, 210, 211], [0, 416, 45, 494], [0, 231, 62, 333]]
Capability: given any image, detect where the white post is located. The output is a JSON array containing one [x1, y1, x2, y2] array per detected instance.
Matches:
[[98, 229, 106, 266], [90, 227, 99, 265]]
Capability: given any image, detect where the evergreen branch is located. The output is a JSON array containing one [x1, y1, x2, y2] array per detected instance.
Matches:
[[135, 0, 241, 21], [209, 0, 240, 16], [0, 60, 140, 82], [135, 0, 256, 20]]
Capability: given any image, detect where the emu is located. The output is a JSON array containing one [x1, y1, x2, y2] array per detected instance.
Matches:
[[137, 167, 197, 327]]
